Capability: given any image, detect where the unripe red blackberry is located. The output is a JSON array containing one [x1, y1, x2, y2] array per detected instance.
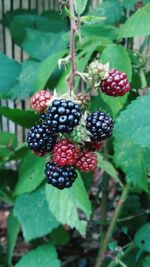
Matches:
[[75, 150, 97, 173], [100, 69, 130, 96], [45, 162, 77, 189], [53, 139, 79, 167], [86, 111, 113, 141], [76, 93, 90, 110], [27, 124, 56, 154], [31, 90, 52, 112], [41, 99, 81, 134]]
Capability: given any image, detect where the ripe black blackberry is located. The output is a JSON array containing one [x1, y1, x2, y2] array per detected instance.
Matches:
[[45, 162, 77, 189], [41, 99, 81, 133], [27, 124, 56, 154], [86, 111, 113, 141]]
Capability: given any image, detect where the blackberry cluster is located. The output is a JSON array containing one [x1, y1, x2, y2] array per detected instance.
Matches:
[[45, 162, 77, 189], [27, 124, 56, 155], [41, 99, 81, 133], [86, 111, 113, 141]]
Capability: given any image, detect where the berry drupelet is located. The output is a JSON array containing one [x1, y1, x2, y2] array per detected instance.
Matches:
[[100, 69, 130, 96], [27, 124, 56, 155], [86, 111, 113, 141], [41, 99, 81, 134], [45, 162, 77, 189], [53, 139, 79, 167]]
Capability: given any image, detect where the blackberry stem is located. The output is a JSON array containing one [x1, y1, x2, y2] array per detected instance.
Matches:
[[94, 184, 130, 267], [68, 0, 77, 95]]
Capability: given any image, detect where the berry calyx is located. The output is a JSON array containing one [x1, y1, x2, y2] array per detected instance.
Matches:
[[100, 69, 130, 96], [53, 139, 79, 167], [41, 99, 81, 134], [27, 124, 56, 154], [86, 111, 113, 141], [45, 162, 77, 189], [75, 150, 97, 173], [31, 90, 52, 112]]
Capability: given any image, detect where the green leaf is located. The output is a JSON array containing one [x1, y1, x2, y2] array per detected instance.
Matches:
[[0, 170, 18, 203], [100, 92, 129, 119], [36, 50, 67, 90], [49, 226, 70, 246], [96, 153, 122, 186], [114, 95, 150, 191], [7, 211, 20, 264], [88, 0, 124, 25], [81, 24, 118, 41], [142, 256, 150, 267], [42, 10, 68, 32], [3, 9, 36, 27], [13, 60, 41, 99], [0, 52, 21, 99], [9, 14, 53, 45], [14, 151, 45, 195], [14, 186, 59, 241], [0, 107, 39, 128], [0, 132, 17, 160], [46, 174, 92, 235], [118, 4, 150, 39], [122, 0, 137, 10], [15, 244, 60, 267], [9, 144, 28, 160], [114, 94, 150, 148], [101, 44, 132, 81], [115, 141, 149, 191], [74, 0, 88, 15], [135, 223, 150, 252], [22, 29, 69, 60]]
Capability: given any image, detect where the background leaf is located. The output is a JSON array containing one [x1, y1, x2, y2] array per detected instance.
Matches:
[[114, 95, 150, 191], [0, 132, 17, 160], [7, 211, 20, 264], [46, 174, 92, 235], [118, 4, 150, 38], [15, 244, 60, 267], [14, 186, 59, 241], [88, 0, 124, 25], [74, 0, 88, 15], [22, 29, 68, 60], [12, 60, 41, 99], [101, 44, 132, 81], [134, 223, 150, 252], [36, 50, 67, 90], [0, 107, 39, 128], [0, 52, 21, 99], [14, 151, 45, 195]]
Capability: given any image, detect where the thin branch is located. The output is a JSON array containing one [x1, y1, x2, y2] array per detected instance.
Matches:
[[68, 0, 77, 94], [94, 185, 130, 267]]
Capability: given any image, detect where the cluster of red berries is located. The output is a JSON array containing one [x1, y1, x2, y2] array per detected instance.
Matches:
[[26, 66, 130, 189]]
